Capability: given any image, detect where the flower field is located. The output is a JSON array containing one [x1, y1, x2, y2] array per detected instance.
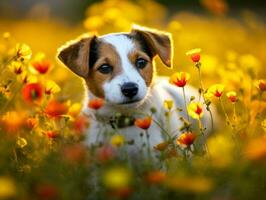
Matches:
[[0, 0, 266, 199]]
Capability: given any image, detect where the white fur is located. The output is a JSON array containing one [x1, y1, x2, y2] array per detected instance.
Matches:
[[101, 34, 147, 104]]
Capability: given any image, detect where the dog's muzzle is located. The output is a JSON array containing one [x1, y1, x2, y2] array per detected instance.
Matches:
[[121, 82, 138, 98]]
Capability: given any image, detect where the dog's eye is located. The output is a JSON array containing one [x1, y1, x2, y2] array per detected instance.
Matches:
[[98, 64, 113, 74], [136, 58, 147, 69]]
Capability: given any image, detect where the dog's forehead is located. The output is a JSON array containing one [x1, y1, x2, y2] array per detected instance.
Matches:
[[99, 33, 136, 54]]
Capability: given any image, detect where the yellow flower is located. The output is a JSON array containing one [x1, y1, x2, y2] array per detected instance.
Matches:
[[17, 137, 27, 148], [111, 134, 125, 147], [207, 84, 225, 98], [164, 100, 174, 110], [15, 43, 32, 61], [187, 102, 204, 119], [68, 103, 82, 118], [9, 61, 23, 74], [45, 80, 61, 95], [103, 167, 131, 189], [0, 177, 16, 199], [18, 72, 37, 84], [169, 72, 190, 87], [3, 32, 11, 40]]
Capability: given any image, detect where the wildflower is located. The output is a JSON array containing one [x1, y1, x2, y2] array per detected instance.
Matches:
[[15, 43, 32, 61], [45, 100, 68, 118], [187, 102, 204, 119], [255, 79, 266, 92], [68, 103, 82, 118], [72, 116, 89, 134], [164, 100, 174, 110], [245, 136, 266, 161], [22, 83, 43, 103], [226, 91, 237, 103], [88, 98, 104, 110], [154, 141, 169, 151], [111, 134, 125, 147], [0, 177, 16, 199], [45, 80, 61, 95], [9, 61, 23, 74], [31, 53, 51, 74], [146, 170, 166, 184], [16, 137, 27, 148], [169, 72, 190, 87], [45, 130, 59, 139], [207, 84, 224, 98], [1, 111, 26, 133], [103, 167, 131, 190], [3, 32, 10, 40], [177, 132, 196, 146], [134, 116, 152, 130], [186, 48, 201, 63], [26, 117, 38, 129], [19, 72, 37, 84]]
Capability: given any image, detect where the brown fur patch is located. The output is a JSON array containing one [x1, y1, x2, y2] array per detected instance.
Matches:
[[127, 48, 154, 86], [85, 41, 122, 98]]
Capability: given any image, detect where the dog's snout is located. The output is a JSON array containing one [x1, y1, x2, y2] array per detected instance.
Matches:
[[121, 82, 138, 98]]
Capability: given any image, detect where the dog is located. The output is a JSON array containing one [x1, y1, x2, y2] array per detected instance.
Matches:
[[57, 25, 212, 155]]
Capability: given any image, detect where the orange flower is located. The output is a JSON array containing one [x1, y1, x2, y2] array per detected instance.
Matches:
[[72, 116, 89, 134], [177, 132, 196, 146], [45, 130, 59, 139], [0, 111, 26, 133], [255, 79, 266, 92], [186, 48, 201, 63], [88, 98, 104, 110], [154, 141, 169, 151], [26, 117, 38, 129], [169, 72, 190, 87], [22, 83, 43, 103], [96, 145, 115, 163], [45, 100, 68, 118], [226, 91, 237, 103], [134, 116, 152, 130], [146, 170, 166, 184]]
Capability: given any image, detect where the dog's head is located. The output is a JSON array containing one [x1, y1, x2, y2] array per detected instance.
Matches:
[[57, 25, 173, 105]]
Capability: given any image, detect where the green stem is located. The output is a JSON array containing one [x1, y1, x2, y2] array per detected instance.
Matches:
[[182, 87, 190, 122]]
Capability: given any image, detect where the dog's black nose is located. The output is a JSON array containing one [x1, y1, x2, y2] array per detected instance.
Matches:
[[121, 82, 138, 98]]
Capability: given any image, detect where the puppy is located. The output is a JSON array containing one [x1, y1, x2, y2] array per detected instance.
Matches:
[[57, 25, 212, 154]]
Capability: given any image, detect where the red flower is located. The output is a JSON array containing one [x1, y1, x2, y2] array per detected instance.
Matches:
[[22, 83, 42, 103], [72, 116, 89, 134], [169, 72, 190, 87], [191, 54, 201, 63], [45, 100, 68, 118], [32, 60, 51, 74], [134, 116, 152, 130], [96, 145, 115, 163], [26, 118, 38, 129], [45, 130, 59, 139], [177, 132, 196, 146], [88, 98, 104, 110]]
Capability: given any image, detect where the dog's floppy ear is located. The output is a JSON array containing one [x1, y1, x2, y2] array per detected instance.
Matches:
[[57, 34, 97, 78], [131, 25, 173, 68]]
